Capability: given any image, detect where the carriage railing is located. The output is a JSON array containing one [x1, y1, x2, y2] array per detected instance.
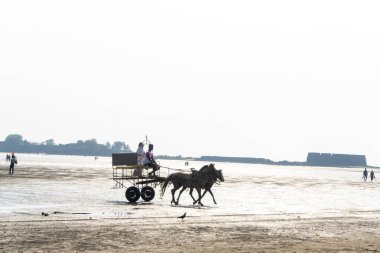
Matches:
[[112, 165, 162, 188], [111, 152, 165, 189]]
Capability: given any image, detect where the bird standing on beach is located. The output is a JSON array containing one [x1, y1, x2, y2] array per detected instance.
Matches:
[[177, 212, 186, 221]]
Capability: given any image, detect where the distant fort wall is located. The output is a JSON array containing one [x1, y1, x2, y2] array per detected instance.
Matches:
[[306, 152, 367, 167]]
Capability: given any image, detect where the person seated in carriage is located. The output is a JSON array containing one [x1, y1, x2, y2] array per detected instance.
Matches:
[[143, 144, 160, 176]]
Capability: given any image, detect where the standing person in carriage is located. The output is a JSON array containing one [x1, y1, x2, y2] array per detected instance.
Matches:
[[136, 142, 145, 165], [133, 142, 145, 176], [143, 144, 160, 176]]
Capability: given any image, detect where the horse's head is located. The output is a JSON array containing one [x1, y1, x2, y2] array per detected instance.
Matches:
[[197, 164, 222, 183], [216, 169, 224, 182], [207, 164, 224, 182]]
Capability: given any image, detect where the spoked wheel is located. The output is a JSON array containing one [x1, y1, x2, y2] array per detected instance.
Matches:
[[125, 186, 140, 203], [141, 186, 155, 202]]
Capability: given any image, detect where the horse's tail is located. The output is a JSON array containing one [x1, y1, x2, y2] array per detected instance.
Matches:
[[161, 174, 173, 196]]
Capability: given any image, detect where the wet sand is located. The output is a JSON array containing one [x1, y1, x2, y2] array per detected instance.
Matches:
[[0, 155, 379, 252], [1, 215, 380, 252]]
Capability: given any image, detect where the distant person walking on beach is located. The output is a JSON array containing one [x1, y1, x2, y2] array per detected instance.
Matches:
[[9, 152, 17, 175], [362, 168, 368, 182], [6, 154, 10, 162], [370, 170, 375, 182], [143, 144, 159, 176]]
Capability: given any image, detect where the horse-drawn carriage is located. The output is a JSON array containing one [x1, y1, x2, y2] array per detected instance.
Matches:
[[112, 154, 224, 205], [112, 153, 166, 203]]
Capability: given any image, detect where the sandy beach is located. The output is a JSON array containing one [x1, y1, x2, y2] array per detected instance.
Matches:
[[0, 154, 379, 252], [3, 1, 380, 251], [1, 214, 380, 252]]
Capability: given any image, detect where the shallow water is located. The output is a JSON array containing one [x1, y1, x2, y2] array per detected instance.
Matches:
[[0, 153, 379, 220]]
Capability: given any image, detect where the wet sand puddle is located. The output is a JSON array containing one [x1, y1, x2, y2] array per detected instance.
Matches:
[[0, 153, 379, 221]]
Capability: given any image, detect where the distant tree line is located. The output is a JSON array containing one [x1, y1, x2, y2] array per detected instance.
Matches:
[[5, 134, 367, 167], [0, 134, 131, 156]]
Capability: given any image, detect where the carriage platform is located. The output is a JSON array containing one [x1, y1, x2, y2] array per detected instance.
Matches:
[[112, 153, 166, 202]]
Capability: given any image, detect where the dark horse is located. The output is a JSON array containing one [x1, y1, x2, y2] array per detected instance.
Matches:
[[162, 164, 224, 206], [190, 166, 224, 205]]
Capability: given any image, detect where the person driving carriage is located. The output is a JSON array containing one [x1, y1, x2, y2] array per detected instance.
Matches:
[[143, 144, 160, 176]]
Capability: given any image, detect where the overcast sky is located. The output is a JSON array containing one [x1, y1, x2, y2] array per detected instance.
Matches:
[[1, 1, 379, 165]]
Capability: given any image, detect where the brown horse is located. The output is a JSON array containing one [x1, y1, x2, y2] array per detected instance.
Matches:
[[162, 164, 223, 206], [190, 167, 224, 205]]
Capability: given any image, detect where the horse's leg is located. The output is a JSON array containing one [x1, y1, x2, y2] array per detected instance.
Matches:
[[176, 186, 187, 205], [199, 188, 209, 205], [170, 188, 176, 204], [198, 188, 205, 206], [192, 186, 201, 205], [193, 187, 204, 206], [189, 187, 196, 203], [207, 189, 217, 204], [171, 184, 181, 205], [193, 188, 207, 205], [192, 187, 199, 205]]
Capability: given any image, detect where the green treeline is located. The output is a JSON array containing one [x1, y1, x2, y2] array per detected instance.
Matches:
[[0, 134, 131, 156]]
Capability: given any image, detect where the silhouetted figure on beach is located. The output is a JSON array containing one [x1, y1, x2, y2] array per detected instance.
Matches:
[[370, 170, 375, 182], [363, 168, 368, 182], [143, 144, 159, 177], [6, 154, 10, 162], [9, 153, 17, 175]]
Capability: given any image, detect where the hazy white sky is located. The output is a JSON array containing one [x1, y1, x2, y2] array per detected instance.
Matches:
[[1, 1, 380, 164]]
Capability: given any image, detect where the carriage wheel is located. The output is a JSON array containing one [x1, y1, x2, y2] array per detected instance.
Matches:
[[141, 186, 155, 202], [125, 186, 140, 202]]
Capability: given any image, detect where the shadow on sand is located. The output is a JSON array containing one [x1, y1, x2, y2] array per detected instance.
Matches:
[[106, 200, 155, 206], [169, 204, 218, 209]]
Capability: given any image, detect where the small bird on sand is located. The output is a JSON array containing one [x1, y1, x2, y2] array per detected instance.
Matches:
[[177, 212, 186, 221], [41, 212, 49, 216]]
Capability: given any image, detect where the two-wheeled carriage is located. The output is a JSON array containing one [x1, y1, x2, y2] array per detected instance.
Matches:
[[112, 153, 166, 203]]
